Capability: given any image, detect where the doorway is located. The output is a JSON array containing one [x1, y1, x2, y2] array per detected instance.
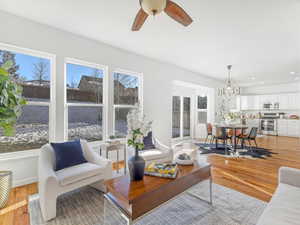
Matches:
[[172, 96, 191, 139]]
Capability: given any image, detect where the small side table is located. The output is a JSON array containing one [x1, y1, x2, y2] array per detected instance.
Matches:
[[100, 141, 126, 174]]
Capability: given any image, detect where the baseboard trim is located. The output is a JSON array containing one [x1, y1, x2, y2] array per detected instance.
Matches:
[[13, 177, 37, 188]]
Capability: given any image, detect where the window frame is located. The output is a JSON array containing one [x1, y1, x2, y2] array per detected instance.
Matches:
[[0, 42, 56, 156], [64, 57, 108, 143], [197, 95, 208, 124], [112, 69, 143, 138]]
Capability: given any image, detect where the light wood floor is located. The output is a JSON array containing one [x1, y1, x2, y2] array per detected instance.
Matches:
[[1, 136, 300, 225], [209, 136, 300, 202]]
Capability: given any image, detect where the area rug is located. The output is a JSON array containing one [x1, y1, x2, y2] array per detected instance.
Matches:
[[197, 143, 274, 159], [29, 180, 266, 225]]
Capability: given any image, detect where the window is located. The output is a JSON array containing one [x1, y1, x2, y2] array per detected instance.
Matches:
[[113, 71, 142, 138], [172, 96, 181, 138], [66, 59, 106, 142], [0, 45, 54, 153], [183, 97, 191, 137], [172, 96, 191, 138], [197, 96, 208, 124]]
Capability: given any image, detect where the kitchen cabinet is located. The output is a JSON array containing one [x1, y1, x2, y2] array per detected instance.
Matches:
[[240, 96, 248, 110], [287, 120, 300, 137], [259, 94, 278, 108], [240, 93, 300, 110], [240, 95, 260, 110], [278, 119, 300, 137], [278, 94, 289, 110], [278, 119, 288, 136], [287, 93, 300, 110]]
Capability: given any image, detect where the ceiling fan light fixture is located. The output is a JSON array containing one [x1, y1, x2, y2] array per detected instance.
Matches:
[[141, 0, 167, 16]]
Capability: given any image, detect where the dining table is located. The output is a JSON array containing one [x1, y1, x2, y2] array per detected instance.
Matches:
[[214, 123, 248, 154]]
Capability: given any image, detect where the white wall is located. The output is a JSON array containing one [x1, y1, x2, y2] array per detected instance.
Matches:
[[0, 11, 221, 186]]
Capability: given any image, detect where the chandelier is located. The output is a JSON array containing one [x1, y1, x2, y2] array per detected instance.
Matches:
[[218, 65, 240, 98]]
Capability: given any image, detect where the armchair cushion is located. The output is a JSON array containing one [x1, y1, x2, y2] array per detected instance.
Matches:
[[143, 132, 155, 150], [56, 162, 104, 186], [51, 140, 87, 171]]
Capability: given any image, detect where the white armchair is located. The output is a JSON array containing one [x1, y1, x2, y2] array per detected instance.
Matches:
[[38, 139, 112, 221], [137, 137, 173, 165]]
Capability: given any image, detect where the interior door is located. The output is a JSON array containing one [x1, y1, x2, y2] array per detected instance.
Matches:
[[172, 96, 191, 139], [183, 97, 191, 137], [172, 96, 181, 138]]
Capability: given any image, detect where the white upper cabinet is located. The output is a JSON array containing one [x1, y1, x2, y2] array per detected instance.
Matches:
[[287, 93, 300, 110], [240, 96, 248, 110], [248, 95, 260, 110], [278, 94, 289, 110], [259, 94, 278, 107], [241, 93, 299, 110], [241, 95, 260, 110]]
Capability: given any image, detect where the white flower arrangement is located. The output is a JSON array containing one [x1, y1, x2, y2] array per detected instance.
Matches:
[[126, 104, 152, 150]]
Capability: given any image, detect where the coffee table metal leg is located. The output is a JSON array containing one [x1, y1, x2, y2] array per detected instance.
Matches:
[[124, 145, 127, 174], [104, 194, 133, 225], [186, 178, 213, 205], [117, 149, 119, 173], [120, 212, 132, 225], [125, 217, 133, 225], [209, 176, 213, 205]]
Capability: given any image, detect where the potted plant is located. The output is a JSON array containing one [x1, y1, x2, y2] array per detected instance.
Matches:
[[126, 105, 152, 181], [0, 60, 27, 136], [0, 60, 26, 208]]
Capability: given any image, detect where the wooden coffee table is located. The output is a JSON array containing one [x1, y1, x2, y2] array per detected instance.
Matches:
[[104, 162, 212, 225]]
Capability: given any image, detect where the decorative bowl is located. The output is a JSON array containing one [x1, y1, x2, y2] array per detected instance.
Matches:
[[175, 157, 194, 165]]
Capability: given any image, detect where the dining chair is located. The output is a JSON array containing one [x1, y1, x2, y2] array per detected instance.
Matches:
[[237, 127, 258, 148], [212, 127, 231, 148], [205, 123, 214, 144]]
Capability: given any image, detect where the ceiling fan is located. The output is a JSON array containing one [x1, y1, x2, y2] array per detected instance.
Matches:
[[132, 0, 193, 31]]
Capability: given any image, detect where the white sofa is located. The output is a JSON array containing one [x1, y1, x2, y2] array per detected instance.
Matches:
[[38, 139, 112, 221], [130, 137, 173, 165], [257, 167, 300, 225]]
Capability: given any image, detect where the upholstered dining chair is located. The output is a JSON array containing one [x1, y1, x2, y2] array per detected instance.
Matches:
[[237, 127, 259, 148], [38, 139, 112, 221], [205, 123, 214, 144], [212, 127, 231, 148]]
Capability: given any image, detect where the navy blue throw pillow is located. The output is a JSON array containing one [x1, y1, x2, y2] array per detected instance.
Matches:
[[51, 140, 87, 171], [143, 132, 155, 150]]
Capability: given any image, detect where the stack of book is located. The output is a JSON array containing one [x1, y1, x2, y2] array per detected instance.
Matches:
[[144, 163, 178, 179]]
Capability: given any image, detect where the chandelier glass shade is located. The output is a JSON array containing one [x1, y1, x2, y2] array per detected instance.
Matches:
[[218, 65, 240, 98]]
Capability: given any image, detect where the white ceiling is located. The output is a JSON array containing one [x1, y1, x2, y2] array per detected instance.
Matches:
[[0, 0, 300, 86]]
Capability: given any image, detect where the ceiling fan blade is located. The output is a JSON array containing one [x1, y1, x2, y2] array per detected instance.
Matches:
[[132, 8, 148, 31], [164, 0, 193, 27]]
